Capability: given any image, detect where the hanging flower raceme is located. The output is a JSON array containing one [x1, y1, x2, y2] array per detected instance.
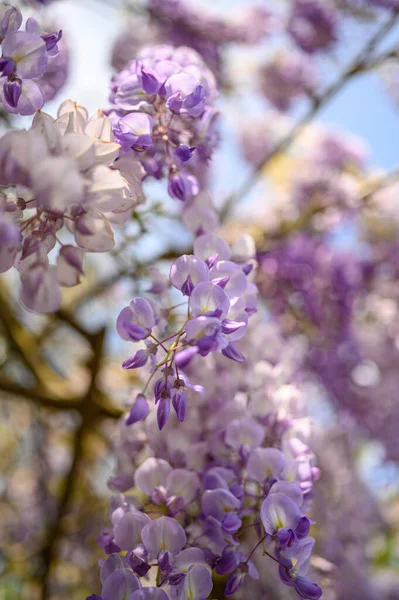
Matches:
[[287, 0, 339, 54], [0, 99, 144, 313], [0, 5, 63, 114], [259, 52, 317, 113], [107, 44, 219, 202], [116, 233, 258, 429], [88, 320, 322, 599]]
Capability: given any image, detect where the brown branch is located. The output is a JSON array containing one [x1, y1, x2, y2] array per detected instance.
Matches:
[[39, 329, 106, 600], [220, 9, 399, 222], [0, 376, 82, 410]]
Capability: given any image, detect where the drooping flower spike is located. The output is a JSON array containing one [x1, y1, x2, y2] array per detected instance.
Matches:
[[107, 44, 219, 202], [116, 232, 259, 429]]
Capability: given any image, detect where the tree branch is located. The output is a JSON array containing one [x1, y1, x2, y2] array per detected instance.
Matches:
[[220, 9, 399, 222], [39, 329, 106, 600]]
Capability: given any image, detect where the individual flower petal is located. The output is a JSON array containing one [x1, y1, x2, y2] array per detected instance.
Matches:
[[169, 255, 209, 294], [247, 447, 287, 482], [180, 565, 213, 600], [260, 492, 301, 535], [74, 210, 115, 252], [100, 553, 125, 584], [19, 265, 62, 314], [193, 234, 231, 263], [270, 481, 303, 507], [126, 394, 149, 425], [116, 298, 156, 341], [134, 458, 172, 495], [141, 516, 186, 557], [294, 577, 323, 599], [56, 245, 84, 287], [122, 349, 149, 370], [61, 132, 96, 171], [0, 217, 21, 273], [113, 512, 151, 551], [190, 281, 230, 320], [2, 31, 48, 78], [1, 78, 44, 115], [31, 156, 84, 213], [221, 343, 245, 363], [201, 489, 241, 521], [210, 261, 248, 299], [166, 469, 201, 505], [101, 569, 140, 600], [225, 418, 265, 450], [0, 6, 22, 41]]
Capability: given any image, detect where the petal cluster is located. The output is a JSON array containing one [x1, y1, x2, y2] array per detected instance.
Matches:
[[0, 6, 64, 114], [0, 100, 143, 313], [107, 44, 219, 202]]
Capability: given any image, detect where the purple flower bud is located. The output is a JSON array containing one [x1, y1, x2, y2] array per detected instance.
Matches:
[[140, 67, 160, 94], [214, 276, 230, 289], [174, 347, 199, 369], [224, 571, 246, 597], [277, 527, 297, 549], [181, 274, 194, 296], [157, 550, 173, 573], [42, 30, 62, 52], [157, 397, 170, 430], [122, 349, 149, 370], [0, 7, 22, 41], [222, 512, 242, 533], [127, 544, 151, 577], [3, 78, 21, 108], [151, 486, 168, 505], [154, 378, 171, 402], [294, 576, 323, 599], [123, 322, 147, 342], [296, 516, 311, 539], [183, 84, 205, 114], [97, 531, 121, 555], [126, 393, 149, 425], [171, 389, 187, 422], [222, 319, 247, 335], [166, 91, 183, 112], [168, 570, 186, 586], [222, 343, 246, 363], [206, 252, 219, 269], [166, 495, 184, 516], [0, 57, 16, 76], [167, 172, 199, 202], [108, 473, 134, 492], [215, 547, 240, 575], [242, 263, 253, 275], [174, 144, 195, 163]]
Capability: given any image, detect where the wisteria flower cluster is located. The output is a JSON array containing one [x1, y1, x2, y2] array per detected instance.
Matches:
[[116, 232, 258, 430], [88, 317, 322, 600], [0, 4, 62, 114], [0, 100, 143, 313], [107, 44, 219, 202]]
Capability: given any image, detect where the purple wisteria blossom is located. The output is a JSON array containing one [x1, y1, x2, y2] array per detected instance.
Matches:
[[87, 316, 322, 599], [116, 232, 259, 428], [107, 44, 219, 201], [0, 99, 143, 312], [288, 0, 339, 54], [0, 6, 64, 114]]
